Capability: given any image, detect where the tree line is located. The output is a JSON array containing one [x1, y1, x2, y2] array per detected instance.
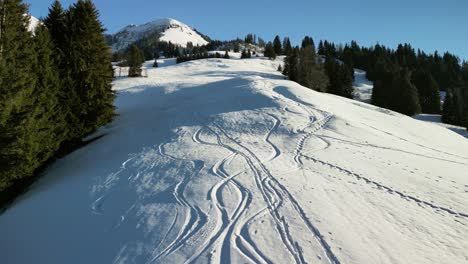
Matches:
[[268, 35, 466, 129], [333, 41, 468, 128], [0, 0, 114, 194], [263, 35, 354, 99]]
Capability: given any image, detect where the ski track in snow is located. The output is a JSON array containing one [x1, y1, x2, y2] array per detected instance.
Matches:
[[151, 142, 207, 263], [301, 154, 468, 220]]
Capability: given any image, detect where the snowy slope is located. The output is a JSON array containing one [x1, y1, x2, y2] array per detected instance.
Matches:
[[1, 58, 468, 264], [414, 114, 468, 138], [28, 15, 39, 32], [111, 18, 208, 51]]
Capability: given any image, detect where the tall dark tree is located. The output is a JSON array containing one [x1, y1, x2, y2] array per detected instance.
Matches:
[[0, 0, 37, 189], [284, 47, 300, 82], [264, 42, 276, 59], [411, 70, 441, 114], [25, 24, 67, 174], [283, 37, 292, 56], [318, 40, 325, 55], [393, 69, 421, 115], [324, 57, 354, 98], [62, 0, 115, 140], [297, 40, 326, 91], [128, 45, 144, 76], [442, 90, 458, 125], [43, 0, 66, 62], [301, 36, 315, 49], [273, 35, 282, 55]]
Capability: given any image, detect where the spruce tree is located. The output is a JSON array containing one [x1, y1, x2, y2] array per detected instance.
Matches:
[[286, 47, 300, 82], [273, 35, 282, 55], [411, 70, 441, 114], [442, 90, 458, 125], [25, 24, 67, 172], [128, 45, 144, 76], [0, 0, 37, 189], [63, 0, 115, 140], [324, 57, 354, 98], [283, 37, 292, 56], [44, 0, 66, 61], [393, 69, 421, 115], [301, 36, 315, 49], [264, 42, 276, 59]]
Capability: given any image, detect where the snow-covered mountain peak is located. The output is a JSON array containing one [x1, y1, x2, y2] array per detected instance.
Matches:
[[111, 18, 209, 51], [28, 15, 40, 32]]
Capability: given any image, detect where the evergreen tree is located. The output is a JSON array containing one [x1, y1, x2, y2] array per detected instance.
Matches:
[[393, 69, 421, 115], [0, 0, 37, 189], [297, 41, 326, 91], [233, 43, 240, 52], [224, 50, 230, 59], [264, 42, 276, 59], [442, 90, 458, 125], [128, 45, 144, 76], [411, 70, 441, 114], [301, 36, 315, 49], [241, 49, 251, 59], [273, 35, 282, 55], [244, 34, 254, 44], [318, 40, 325, 55], [324, 57, 354, 98], [285, 47, 300, 82], [62, 0, 115, 140], [283, 37, 292, 55], [43, 0, 66, 62], [25, 24, 67, 173]]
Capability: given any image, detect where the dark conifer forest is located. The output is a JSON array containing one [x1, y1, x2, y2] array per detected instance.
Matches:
[[0, 0, 114, 196]]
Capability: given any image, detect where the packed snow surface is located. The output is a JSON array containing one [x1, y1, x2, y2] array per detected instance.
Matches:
[[111, 18, 208, 51], [1, 58, 468, 264]]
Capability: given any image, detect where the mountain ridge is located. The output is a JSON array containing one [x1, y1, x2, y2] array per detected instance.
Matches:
[[109, 18, 209, 51]]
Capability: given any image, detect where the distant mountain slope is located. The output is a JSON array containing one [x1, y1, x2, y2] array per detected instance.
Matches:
[[109, 18, 209, 51], [28, 15, 39, 32]]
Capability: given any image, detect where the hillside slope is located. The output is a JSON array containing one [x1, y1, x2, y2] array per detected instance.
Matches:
[[1, 58, 468, 264], [110, 18, 208, 51]]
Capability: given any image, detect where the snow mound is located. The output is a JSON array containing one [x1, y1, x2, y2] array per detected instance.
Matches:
[[1, 57, 468, 264], [111, 18, 208, 51]]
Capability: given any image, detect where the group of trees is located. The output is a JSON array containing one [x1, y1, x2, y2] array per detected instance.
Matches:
[[176, 51, 229, 63], [0, 0, 114, 191], [332, 41, 467, 126], [278, 35, 353, 97]]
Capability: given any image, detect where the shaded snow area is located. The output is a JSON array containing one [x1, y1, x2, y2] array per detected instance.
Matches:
[[353, 69, 373, 103], [2, 58, 468, 264], [414, 114, 468, 138], [111, 18, 208, 51]]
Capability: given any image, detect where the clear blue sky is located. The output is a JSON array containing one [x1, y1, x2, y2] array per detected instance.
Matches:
[[27, 0, 468, 60]]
